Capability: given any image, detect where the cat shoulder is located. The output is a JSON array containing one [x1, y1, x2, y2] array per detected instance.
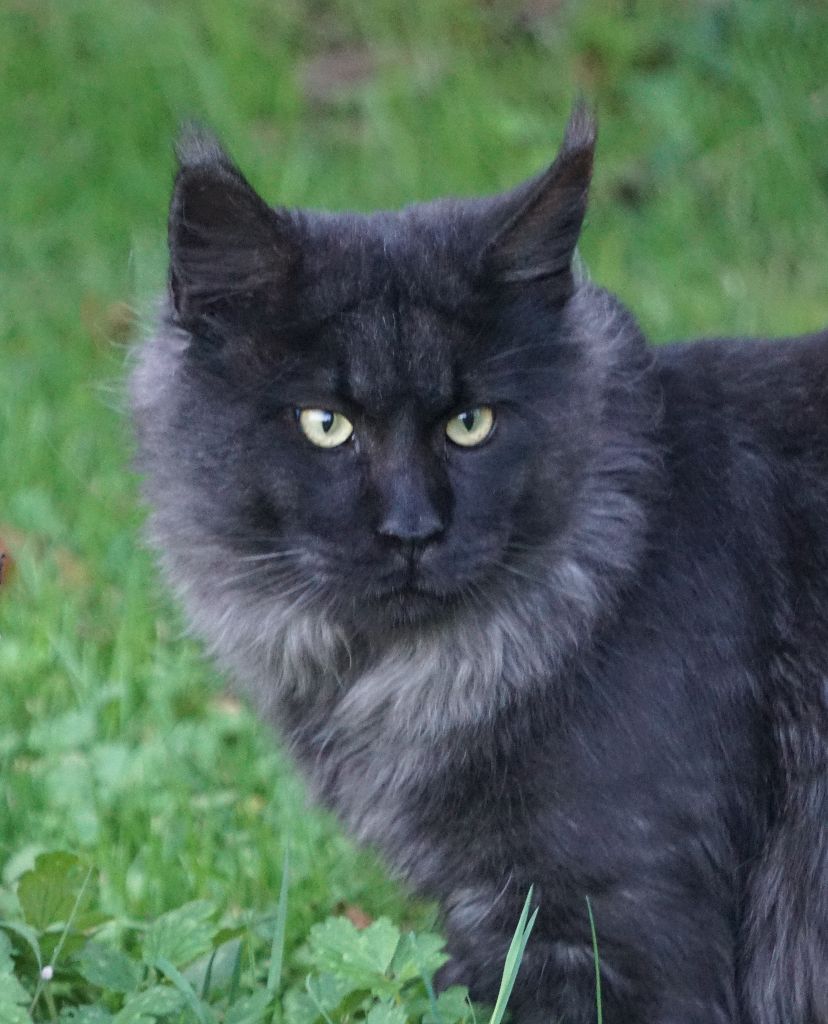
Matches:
[[653, 327, 828, 455]]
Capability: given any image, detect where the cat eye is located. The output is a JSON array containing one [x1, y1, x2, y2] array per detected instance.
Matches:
[[445, 406, 495, 447], [296, 408, 354, 448]]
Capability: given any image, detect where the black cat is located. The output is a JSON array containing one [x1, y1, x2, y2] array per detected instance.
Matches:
[[130, 105, 827, 1023]]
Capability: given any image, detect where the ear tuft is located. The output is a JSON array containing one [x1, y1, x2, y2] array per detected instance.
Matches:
[[479, 101, 597, 303], [175, 123, 233, 172], [561, 96, 597, 158], [168, 127, 298, 325]]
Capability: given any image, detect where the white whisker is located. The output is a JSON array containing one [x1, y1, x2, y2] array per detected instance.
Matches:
[[237, 548, 308, 563]]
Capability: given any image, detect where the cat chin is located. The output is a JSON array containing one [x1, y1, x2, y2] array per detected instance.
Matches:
[[359, 586, 462, 630]]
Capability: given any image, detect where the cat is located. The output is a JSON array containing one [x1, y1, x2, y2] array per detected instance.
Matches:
[[130, 103, 828, 1024]]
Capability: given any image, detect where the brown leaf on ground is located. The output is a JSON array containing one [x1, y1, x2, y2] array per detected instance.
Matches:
[[105, 301, 136, 343], [81, 294, 136, 348], [211, 695, 245, 718], [0, 525, 29, 550], [0, 524, 91, 591], [341, 904, 373, 930], [0, 526, 28, 591], [0, 542, 14, 590], [516, 0, 565, 28], [54, 546, 92, 589], [300, 47, 377, 104]]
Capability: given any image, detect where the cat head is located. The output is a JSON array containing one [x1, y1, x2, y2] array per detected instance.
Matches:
[[133, 104, 648, 643]]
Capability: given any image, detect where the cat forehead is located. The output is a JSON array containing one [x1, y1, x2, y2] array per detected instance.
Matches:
[[310, 296, 464, 414], [284, 205, 487, 411], [298, 200, 484, 314]]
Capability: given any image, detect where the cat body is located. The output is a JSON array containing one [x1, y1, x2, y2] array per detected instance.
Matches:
[[131, 110, 827, 1023]]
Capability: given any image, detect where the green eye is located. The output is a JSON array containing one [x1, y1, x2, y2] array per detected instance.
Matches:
[[445, 406, 495, 447], [297, 408, 354, 448]]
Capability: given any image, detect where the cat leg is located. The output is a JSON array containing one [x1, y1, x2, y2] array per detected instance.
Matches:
[[740, 665, 828, 1024], [440, 929, 740, 1024], [741, 817, 828, 1024]]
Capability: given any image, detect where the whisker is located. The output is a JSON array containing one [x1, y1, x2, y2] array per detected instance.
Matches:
[[221, 564, 309, 590], [478, 341, 553, 367], [490, 558, 548, 588], [237, 548, 308, 563], [462, 578, 492, 620], [272, 578, 327, 613]]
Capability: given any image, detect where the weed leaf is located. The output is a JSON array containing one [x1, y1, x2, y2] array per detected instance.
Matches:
[[112, 985, 184, 1023], [430, 987, 474, 1024], [75, 941, 141, 994], [16, 853, 94, 933], [365, 1001, 407, 1024], [58, 1007, 113, 1024], [224, 990, 272, 1024], [0, 923, 41, 973], [283, 973, 351, 1024], [0, 934, 15, 977], [309, 916, 400, 981], [0, 1001, 32, 1024], [390, 932, 448, 983], [141, 901, 216, 969], [0, 973, 31, 1017]]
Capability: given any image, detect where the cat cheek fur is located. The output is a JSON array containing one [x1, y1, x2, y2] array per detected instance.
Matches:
[[131, 106, 828, 1024]]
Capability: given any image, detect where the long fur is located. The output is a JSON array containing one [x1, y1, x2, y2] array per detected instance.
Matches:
[[130, 112, 827, 1023]]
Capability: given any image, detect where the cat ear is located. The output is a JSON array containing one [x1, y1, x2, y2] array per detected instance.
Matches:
[[479, 101, 596, 302], [168, 128, 298, 323]]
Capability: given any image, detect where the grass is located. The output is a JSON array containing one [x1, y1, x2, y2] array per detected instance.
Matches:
[[1, 0, 827, 1015]]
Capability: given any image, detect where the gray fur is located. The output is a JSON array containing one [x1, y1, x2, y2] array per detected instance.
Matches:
[[130, 110, 828, 1023]]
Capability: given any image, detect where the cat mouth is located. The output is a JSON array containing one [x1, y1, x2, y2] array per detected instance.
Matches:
[[353, 556, 471, 623], [365, 572, 465, 624], [364, 583, 459, 628], [370, 561, 451, 600], [372, 579, 445, 601]]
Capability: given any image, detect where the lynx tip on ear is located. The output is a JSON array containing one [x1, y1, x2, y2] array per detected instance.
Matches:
[[174, 123, 234, 173], [562, 97, 597, 156]]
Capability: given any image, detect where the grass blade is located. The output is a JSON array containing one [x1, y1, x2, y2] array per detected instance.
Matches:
[[487, 886, 537, 1024], [585, 896, 602, 1024], [154, 954, 211, 1024], [200, 946, 218, 1001], [266, 845, 290, 996], [227, 939, 243, 1006]]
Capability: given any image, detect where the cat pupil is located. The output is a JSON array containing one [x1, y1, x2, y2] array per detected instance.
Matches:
[[461, 411, 475, 431], [321, 411, 333, 432]]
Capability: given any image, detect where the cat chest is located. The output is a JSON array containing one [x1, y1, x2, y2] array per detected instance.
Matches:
[[282, 694, 543, 886], [283, 659, 759, 905]]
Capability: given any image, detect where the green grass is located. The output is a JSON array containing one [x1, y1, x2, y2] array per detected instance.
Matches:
[[1, 0, 828, 1014]]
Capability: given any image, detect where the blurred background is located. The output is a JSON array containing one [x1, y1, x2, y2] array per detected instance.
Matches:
[[2, 0, 828, 941]]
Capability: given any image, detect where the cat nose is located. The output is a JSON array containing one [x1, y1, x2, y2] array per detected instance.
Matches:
[[378, 504, 444, 546], [376, 473, 445, 547]]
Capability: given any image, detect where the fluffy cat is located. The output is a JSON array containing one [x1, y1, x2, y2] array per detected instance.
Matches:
[[130, 105, 828, 1024]]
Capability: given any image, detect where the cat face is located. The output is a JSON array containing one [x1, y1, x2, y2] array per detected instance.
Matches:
[[138, 108, 597, 631]]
